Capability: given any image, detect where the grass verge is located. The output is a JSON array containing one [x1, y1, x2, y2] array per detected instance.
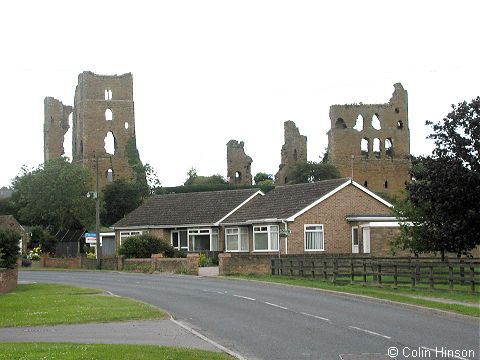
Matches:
[[226, 274, 480, 317], [0, 284, 167, 327], [0, 343, 233, 360]]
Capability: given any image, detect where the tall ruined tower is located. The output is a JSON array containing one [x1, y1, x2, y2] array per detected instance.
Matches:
[[226, 140, 253, 185], [327, 83, 410, 197], [44, 71, 141, 190], [73, 72, 136, 190], [275, 121, 307, 185], [44, 97, 72, 161]]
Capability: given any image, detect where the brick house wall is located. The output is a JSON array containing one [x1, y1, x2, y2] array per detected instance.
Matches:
[[287, 184, 393, 255]]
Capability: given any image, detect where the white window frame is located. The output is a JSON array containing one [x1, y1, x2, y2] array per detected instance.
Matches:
[[351, 226, 359, 253], [187, 228, 218, 251], [171, 230, 188, 251], [304, 224, 325, 252], [225, 227, 249, 252], [119, 230, 143, 246], [253, 225, 279, 252]]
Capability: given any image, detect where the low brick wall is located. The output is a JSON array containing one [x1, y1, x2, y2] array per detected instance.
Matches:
[[154, 254, 199, 275], [0, 268, 18, 293], [40, 256, 81, 269], [219, 253, 273, 275]]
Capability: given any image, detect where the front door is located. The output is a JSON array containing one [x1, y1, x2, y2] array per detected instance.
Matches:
[[362, 227, 370, 254], [351, 227, 359, 253]]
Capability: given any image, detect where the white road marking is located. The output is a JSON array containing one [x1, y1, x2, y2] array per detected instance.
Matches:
[[421, 347, 469, 360], [170, 318, 247, 360], [264, 302, 288, 310], [348, 326, 391, 339], [105, 290, 119, 297], [300, 312, 330, 322], [233, 294, 256, 301]]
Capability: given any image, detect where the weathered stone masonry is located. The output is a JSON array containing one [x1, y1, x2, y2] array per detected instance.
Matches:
[[327, 83, 410, 197], [44, 72, 139, 190], [274, 120, 307, 185], [227, 140, 253, 185]]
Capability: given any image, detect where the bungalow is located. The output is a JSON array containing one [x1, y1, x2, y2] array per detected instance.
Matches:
[[112, 178, 400, 256], [112, 188, 262, 253]]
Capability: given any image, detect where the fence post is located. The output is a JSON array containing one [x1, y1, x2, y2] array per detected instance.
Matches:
[[470, 264, 475, 293], [363, 259, 367, 283], [410, 262, 416, 289], [448, 264, 453, 291], [429, 265, 434, 290], [323, 260, 327, 280], [299, 259, 304, 277], [378, 263, 382, 284], [271, 259, 275, 275], [289, 260, 293, 276], [311, 260, 315, 279], [393, 264, 398, 289], [460, 260, 465, 285], [332, 258, 338, 285], [350, 258, 354, 284]]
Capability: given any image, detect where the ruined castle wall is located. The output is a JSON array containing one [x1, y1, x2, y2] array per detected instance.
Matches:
[[73, 72, 136, 189], [43, 97, 72, 161], [226, 140, 253, 185], [327, 83, 410, 197], [274, 120, 307, 185]]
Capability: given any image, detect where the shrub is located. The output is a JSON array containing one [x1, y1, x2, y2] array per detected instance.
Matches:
[[0, 229, 20, 269], [118, 234, 176, 259], [198, 253, 215, 267], [30, 226, 57, 255]]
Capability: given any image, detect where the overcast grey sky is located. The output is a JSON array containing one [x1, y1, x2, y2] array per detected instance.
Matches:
[[1, 0, 478, 187]]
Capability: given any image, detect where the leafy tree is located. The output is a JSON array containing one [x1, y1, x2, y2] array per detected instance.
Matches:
[[288, 161, 341, 184], [254, 172, 274, 186], [0, 198, 16, 217], [184, 168, 226, 186], [10, 158, 95, 232], [118, 234, 176, 258], [29, 226, 57, 254], [395, 97, 480, 259], [0, 229, 20, 268], [101, 179, 144, 226]]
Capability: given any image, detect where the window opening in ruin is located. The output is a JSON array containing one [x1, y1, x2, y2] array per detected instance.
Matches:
[[364, 181, 368, 187], [395, 107, 400, 114], [235, 171, 241, 180], [385, 138, 393, 158], [104, 131, 116, 155], [384, 180, 388, 189], [124, 122, 129, 129], [361, 138, 369, 157], [372, 113, 381, 130], [397, 120, 403, 129], [354, 114, 364, 131], [105, 89, 112, 100], [107, 169, 113, 182], [335, 118, 347, 129], [293, 149, 298, 161], [80, 141, 83, 156], [105, 109, 113, 121], [50, 116, 54, 124], [373, 138, 381, 158], [62, 113, 73, 161]]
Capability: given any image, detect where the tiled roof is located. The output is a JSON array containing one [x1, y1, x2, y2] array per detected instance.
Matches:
[[222, 178, 351, 223], [113, 188, 261, 228], [0, 215, 25, 234]]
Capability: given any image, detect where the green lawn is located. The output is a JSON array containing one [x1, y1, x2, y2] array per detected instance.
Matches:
[[0, 343, 233, 360], [0, 284, 167, 327], [226, 274, 480, 317]]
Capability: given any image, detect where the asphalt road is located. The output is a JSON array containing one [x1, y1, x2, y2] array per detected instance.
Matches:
[[19, 271, 479, 360]]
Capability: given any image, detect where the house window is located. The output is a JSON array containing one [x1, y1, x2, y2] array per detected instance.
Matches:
[[304, 224, 324, 251], [187, 228, 218, 251], [253, 225, 279, 251], [225, 227, 249, 252], [171, 230, 187, 251], [119, 230, 143, 246]]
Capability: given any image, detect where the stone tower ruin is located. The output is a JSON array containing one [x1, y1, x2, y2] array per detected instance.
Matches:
[[327, 83, 410, 197], [44, 71, 141, 190], [274, 120, 307, 185], [226, 140, 253, 185]]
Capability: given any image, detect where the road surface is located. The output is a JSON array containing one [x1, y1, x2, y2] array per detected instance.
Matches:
[[18, 271, 479, 360]]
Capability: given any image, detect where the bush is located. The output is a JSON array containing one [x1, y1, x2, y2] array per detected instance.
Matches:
[[0, 229, 20, 269], [30, 226, 57, 255], [118, 234, 176, 259]]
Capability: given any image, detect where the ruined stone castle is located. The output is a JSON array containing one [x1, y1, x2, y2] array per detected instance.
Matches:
[[44, 72, 140, 190]]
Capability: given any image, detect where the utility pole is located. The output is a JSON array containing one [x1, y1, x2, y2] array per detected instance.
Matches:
[[95, 152, 102, 262]]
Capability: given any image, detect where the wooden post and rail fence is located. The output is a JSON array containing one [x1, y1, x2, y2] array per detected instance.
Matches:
[[271, 256, 480, 293]]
